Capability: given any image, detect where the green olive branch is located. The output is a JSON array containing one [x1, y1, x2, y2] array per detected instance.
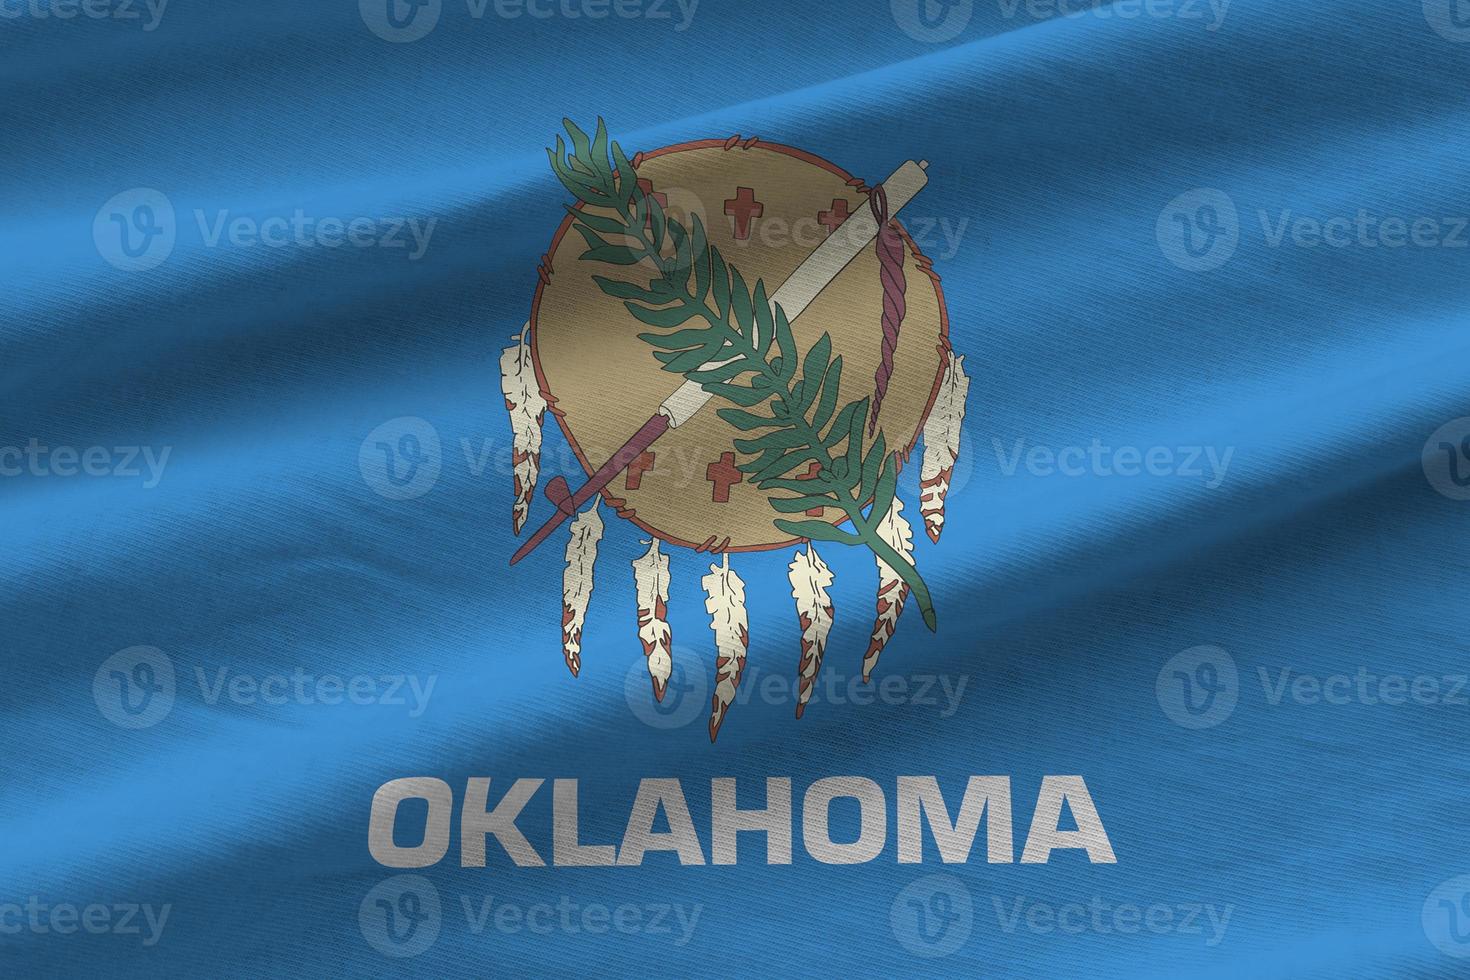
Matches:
[[546, 118, 936, 630]]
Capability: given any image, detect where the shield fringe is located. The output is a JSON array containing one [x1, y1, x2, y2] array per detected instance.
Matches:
[[633, 538, 673, 701], [704, 553, 749, 742], [501, 324, 548, 535], [864, 496, 916, 682], [789, 543, 835, 719], [561, 499, 603, 677], [919, 352, 971, 543]]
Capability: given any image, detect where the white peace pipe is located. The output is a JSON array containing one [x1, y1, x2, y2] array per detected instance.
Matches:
[[657, 159, 929, 428]]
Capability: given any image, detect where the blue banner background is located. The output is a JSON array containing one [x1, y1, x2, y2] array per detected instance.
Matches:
[[3, 0, 1470, 975]]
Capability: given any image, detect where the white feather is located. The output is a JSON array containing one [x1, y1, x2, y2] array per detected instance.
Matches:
[[863, 497, 915, 681], [560, 499, 602, 677], [788, 543, 835, 719], [703, 553, 749, 742], [920, 351, 970, 543], [500, 324, 548, 535], [633, 538, 673, 701]]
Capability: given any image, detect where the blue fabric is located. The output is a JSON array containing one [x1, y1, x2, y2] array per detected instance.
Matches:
[[5, 0, 1470, 976]]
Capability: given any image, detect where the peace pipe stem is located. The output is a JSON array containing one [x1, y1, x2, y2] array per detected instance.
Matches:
[[509, 414, 670, 566]]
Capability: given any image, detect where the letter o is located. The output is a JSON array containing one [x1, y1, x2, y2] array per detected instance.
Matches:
[[368, 777, 453, 868], [802, 777, 886, 864]]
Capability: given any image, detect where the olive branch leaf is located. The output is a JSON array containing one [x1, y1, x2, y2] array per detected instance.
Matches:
[[547, 118, 936, 630]]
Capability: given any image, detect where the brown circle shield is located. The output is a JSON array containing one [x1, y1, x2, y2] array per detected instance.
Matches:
[[531, 137, 950, 552]]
